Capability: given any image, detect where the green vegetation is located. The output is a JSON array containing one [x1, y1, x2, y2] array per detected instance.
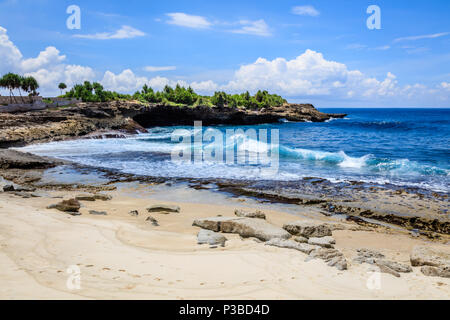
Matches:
[[63, 81, 132, 102], [62, 81, 286, 109], [0, 73, 39, 104]]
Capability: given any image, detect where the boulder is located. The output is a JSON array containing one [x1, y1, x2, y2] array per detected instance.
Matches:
[[3, 184, 14, 192], [197, 229, 227, 247], [193, 217, 291, 241], [146, 216, 159, 226], [266, 238, 318, 254], [147, 204, 180, 214], [47, 199, 80, 214], [308, 236, 336, 248], [234, 209, 266, 219], [410, 246, 450, 268], [420, 266, 450, 278], [308, 248, 348, 271], [283, 221, 332, 238], [89, 210, 107, 216]]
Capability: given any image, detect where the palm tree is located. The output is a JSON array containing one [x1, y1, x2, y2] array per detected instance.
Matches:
[[21, 76, 39, 102], [58, 82, 67, 96], [0, 73, 21, 104]]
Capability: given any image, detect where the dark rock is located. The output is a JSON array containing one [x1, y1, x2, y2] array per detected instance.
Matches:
[[147, 204, 180, 214], [129, 210, 139, 217], [145, 216, 159, 226], [3, 184, 14, 192], [47, 198, 81, 214]]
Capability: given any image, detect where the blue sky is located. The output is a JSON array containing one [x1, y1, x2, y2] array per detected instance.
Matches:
[[0, 0, 449, 107]]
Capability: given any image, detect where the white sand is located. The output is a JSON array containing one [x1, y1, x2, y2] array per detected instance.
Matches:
[[0, 187, 449, 300]]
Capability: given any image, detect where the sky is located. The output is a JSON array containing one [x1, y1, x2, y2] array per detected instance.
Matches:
[[0, 0, 449, 107]]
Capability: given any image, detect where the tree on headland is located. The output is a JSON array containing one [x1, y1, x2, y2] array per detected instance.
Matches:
[[0, 73, 21, 103], [58, 82, 67, 95], [0, 73, 39, 104], [21, 76, 40, 101]]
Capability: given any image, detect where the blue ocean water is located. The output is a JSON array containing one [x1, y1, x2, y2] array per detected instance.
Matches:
[[17, 108, 450, 193]]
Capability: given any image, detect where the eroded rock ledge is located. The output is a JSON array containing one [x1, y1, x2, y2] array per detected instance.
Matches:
[[0, 101, 346, 148]]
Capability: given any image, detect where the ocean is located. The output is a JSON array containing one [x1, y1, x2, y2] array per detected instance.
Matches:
[[17, 108, 450, 193]]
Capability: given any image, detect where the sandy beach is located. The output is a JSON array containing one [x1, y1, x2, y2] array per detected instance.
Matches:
[[0, 180, 449, 300]]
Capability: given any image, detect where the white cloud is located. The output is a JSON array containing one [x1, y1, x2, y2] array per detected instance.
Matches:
[[394, 32, 450, 43], [74, 25, 146, 40], [0, 25, 448, 105], [0, 26, 22, 74], [291, 5, 320, 17], [0, 26, 95, 95], [144, 66, 177, 72], [21, 46, 66, 71], [166, 13, 212, 29], [220, 50, 448, 104], [230, 20, 271, 37]]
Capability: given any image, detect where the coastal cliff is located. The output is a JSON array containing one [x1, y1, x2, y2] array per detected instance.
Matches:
[[0, 101, 346, 148]]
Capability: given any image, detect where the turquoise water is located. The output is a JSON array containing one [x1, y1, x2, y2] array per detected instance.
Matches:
[[18, 108, 450, 193]]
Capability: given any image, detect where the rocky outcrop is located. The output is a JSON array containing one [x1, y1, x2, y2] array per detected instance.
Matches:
[[0, 149, 62, 169], [354, 248, 412, 277], [410, 246, 450, 268], [193, 217, 291, 241], [0, 101, 345, 148], [308, 248, 348, 271], [283, 221, 332, 238], [147, 204, 181, 214], [234, 209, 266, 219]]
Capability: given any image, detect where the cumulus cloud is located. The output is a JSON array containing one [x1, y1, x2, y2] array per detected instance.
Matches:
[[230, 20, 271, 37], [220, 50, 449, 104], [73, 25, 146, 40], [166, 13, 212, 29], [0, 26, 95, 95], [291, 6, 320, 17]]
